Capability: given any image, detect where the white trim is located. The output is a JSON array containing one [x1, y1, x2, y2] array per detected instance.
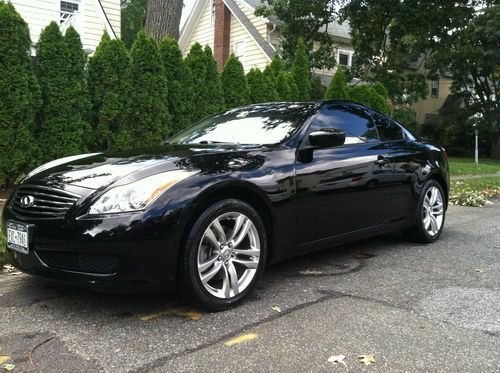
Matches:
[[92, 0, 117, 39], [222, 0, 272, 62], [179, 0, 208, 51], [337, 49, 352, 67]]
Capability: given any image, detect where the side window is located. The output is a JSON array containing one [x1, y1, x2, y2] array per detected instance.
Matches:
[[311, 104, 379, 144], [372, 113, 404, 141]]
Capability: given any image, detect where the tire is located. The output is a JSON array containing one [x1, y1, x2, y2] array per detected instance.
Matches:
[[178, 199, 267, 311], [403, 179, 446, 243]]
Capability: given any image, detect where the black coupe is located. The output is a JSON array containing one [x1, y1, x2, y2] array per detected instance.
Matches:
[[3, 101, 449, 310]]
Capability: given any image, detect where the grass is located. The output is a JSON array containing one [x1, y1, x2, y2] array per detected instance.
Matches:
[[0, 231, 6, 268], [448, 157, 500, 176]]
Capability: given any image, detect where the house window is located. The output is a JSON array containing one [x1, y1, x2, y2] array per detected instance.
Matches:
[[60, 1, 79, 24], [234, 41, 245, 61], [338, 51, 350, 67], [431, 79, 439, 98]]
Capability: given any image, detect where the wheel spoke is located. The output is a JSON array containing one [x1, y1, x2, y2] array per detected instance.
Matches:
[[204, 227, 220, 249], [424, 216, 431, 230], [221, 265, 231, 298], [232, 219, 251, 248], [228, 214, 246, 242], [232, 257, 259, 269], [429, 215, 439, 234], [200, 261, 222, 283], [211, 218, 227, 243], [227, 262, 240, 295], [430, 188, 438, 205], [234, 246, 260, 257], [198, 255, 219, 272]]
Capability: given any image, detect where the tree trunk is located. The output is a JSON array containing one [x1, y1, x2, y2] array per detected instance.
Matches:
[[490, 131, 500, 160], [144, 0, 183, 42]]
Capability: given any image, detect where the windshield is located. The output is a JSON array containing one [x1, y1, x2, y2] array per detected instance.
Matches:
[[168, 103, 317, 145]]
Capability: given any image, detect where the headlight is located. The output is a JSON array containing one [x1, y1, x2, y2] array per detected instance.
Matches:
[[23, 153, 101, 181], [88, 170, 195, 215]]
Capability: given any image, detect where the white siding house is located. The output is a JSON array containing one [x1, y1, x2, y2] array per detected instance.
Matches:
[[9, 0, 121, 53]]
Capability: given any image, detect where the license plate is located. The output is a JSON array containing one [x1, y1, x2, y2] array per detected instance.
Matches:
[[6, 221, 30, 255]]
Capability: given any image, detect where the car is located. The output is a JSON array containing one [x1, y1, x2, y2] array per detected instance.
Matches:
[[2, 101, 449, 310]]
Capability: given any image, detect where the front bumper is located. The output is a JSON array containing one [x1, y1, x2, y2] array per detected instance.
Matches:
[[2, 205, 185, 293]]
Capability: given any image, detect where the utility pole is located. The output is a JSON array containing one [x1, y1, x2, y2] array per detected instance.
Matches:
[[475, 128, 479, 166]]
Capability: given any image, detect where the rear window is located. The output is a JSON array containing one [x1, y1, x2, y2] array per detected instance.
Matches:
[[372, 112, 404, 141]]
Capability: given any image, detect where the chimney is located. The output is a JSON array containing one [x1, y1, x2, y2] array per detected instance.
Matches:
[[213, 0, 231, 71]]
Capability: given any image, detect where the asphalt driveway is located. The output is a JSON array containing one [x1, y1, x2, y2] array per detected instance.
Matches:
[[0, 201, 499, 372]]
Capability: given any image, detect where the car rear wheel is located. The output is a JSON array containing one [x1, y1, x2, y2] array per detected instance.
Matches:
[[403, 179, 446, 243], [179, 199, 267, 310]]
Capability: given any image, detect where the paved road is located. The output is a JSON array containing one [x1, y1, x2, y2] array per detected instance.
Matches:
[[0, 201, 499, 372]]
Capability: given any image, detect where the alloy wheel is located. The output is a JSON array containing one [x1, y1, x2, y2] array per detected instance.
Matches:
[[422, 186, 444, 237], [197, 212, 261, 299]]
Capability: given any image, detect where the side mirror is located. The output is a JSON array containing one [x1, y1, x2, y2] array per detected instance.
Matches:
[[308, 128, 346, 148]]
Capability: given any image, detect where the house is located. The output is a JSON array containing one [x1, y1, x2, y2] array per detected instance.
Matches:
[[179, 0, 354, 76], [8, 0, 121, 53]]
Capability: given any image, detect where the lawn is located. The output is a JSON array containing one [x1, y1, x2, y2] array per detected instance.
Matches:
[[448, 157, 500, 176]]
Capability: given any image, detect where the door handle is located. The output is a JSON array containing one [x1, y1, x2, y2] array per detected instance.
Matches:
[[375, 155, 390, 166]]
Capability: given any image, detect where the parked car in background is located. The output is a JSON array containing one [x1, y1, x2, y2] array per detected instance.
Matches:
[[2, 101, 449, 310]]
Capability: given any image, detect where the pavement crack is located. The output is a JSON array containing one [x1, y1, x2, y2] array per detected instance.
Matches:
[[131, 290, 347, 373]]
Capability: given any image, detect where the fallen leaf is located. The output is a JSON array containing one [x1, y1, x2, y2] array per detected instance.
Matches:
[[0, 357, 9, 365], [140, 307, 202, 321], [299, 269, 323, 275], [224, 333, 258, 346], [473, 268, 485, 273], [328, 355, 347, 367], [358, 353, 376, 366], [1, 364, 15, 372], [272, 306, 281, 313]]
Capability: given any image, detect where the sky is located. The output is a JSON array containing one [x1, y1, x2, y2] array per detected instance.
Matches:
[[180, 0, 196, 29]]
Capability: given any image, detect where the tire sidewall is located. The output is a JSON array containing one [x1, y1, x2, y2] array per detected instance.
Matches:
[[183, 199, 267, 310]]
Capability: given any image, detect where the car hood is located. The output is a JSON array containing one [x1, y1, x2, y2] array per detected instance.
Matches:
[[24, 144, 266, 190]]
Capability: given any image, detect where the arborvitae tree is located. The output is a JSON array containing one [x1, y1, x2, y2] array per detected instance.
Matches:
[[221, 54, 248, 108], [349, 85, 389, 114], [268, 54, 286, 79], [87, 33, 132, 150], [36, 22, 87, 161], [185, 42, 208, 122], [127, 31, 170, 148], [203, 45, 225, 114], [290, 37, 310, 100], [263, 64, 279, 101], [247, 68, 277, 103], [276, 71, 291, 101], [0, 2, 40, 185], [310, 75, 326, 99], [63, 26, 91, 147], [325, 66, 350, 100], [287, 73, 299, 101], [159, 36, 194, 134]]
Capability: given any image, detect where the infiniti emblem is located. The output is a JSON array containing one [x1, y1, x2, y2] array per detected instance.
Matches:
[[20, 195, 35, 208]]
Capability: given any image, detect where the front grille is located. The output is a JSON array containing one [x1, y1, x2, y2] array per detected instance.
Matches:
[[36, 251, 118, 274], [10, 185, 81, 219]]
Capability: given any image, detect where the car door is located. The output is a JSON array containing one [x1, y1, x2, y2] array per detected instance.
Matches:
[[294, 103, 395, 244], [371, 111, 424, 222]]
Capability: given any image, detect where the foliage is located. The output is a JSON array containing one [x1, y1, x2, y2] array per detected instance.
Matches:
[[290, 38, 310, 100], [342, 0, 477, 104], [127, 31, 170, 148], [310, 75, 326, 100], [0, 231, 6, 268], [431, 5, 500, 159], [87, 33, 132, 150], [0, 2, 40, 186], [185, 43, 209, 122], [120, 0, 147, 48], [349, 85, 390, 114], [450, 178, 500, 207], [268, 54, 286, 79], [221, 54, 248, 108], [159, 36, 194, 133], [247, 68, 277, 103], [36, 22, 88, 162], [255, 0, 340, 69], [275, 71, 292, 101], [203, 46, 225, 114], [393, 107, 417, 132], [325, 67, 349, 100]]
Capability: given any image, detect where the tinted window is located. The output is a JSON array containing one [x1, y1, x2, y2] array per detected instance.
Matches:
[[168, 103, 317, 145], [311, 104, 379, 144], [372, 113, 404, 141]]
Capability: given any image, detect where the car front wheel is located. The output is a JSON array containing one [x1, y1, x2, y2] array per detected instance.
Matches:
[[179, 199, 267, 310]]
